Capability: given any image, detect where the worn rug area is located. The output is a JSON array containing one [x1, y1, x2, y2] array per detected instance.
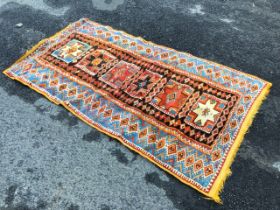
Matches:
[[3, 18, 271, 203]]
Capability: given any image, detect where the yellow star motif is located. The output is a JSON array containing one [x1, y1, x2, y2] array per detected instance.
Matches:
[[193, 100, 219, 126], [60, 43, 83, 58]]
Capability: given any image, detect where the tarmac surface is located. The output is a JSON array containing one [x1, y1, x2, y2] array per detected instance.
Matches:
[[0, 0, 279, 209]]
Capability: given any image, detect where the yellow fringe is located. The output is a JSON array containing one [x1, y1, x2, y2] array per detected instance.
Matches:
[[2, 18, 272, 204], [208, 82, 272, 204]]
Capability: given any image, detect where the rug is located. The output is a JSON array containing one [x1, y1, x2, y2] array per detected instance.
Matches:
[[3, 18, 271, 203]]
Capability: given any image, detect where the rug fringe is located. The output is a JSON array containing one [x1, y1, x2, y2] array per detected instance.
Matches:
[[208, 82, 272, 204]]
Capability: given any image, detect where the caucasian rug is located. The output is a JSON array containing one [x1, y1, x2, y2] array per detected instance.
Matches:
[[3, 18, 271, 203]]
